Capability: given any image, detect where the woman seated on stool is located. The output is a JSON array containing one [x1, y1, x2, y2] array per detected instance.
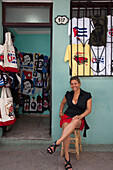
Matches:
[[47, 76, 92, 170]]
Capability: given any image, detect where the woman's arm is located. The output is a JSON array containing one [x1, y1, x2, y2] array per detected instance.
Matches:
[[73, 98, 92, 120], [80, 98, 92, 119], [59, 96, 67, 117]]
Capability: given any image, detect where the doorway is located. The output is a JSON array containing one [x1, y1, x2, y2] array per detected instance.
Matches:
[[1, 2, 52, 140], [2, 26, 52, 140]]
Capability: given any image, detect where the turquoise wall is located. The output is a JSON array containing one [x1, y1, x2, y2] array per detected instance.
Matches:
[[15, 34, 50, 56], [52, 0, 113, 144]]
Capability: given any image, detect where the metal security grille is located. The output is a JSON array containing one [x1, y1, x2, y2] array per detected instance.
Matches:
[[69, 0, 113, 77]]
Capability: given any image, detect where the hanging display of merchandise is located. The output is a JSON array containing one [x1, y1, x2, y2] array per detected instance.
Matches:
[[107, 15, 113, 43], [66, 14, 113, 76], [91, 44, 111, 75], [21, 70, 35, 95], [68, 17, 95, 44], [18, 51, 50, 114], [0, 87, 16, 126], [19, 52, 33, 68], [0, 31, 50, 127], [0, 32, 21, 126], [0, 32, 19, 73], [64, 43, 93, 76], [89, 15, 107, 46]]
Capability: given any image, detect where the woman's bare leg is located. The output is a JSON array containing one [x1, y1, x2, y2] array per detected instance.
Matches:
[[62, 123, 72, 170], [56, 118, 81, 145], [47, 118, 81, 154]]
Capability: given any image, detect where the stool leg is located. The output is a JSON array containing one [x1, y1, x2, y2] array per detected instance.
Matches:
[[74, 130, 79, 160], [60, 142, 64, 157], [78, 130, 82, 152]]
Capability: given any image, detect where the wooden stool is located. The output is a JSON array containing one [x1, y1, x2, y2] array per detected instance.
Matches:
[[60, 129, 82, 160]]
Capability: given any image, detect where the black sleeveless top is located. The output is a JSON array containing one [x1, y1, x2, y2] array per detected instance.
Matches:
[[64, 89, 92, 137], [64, 89, 92, 118]]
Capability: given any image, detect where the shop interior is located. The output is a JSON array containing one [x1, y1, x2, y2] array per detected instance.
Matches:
[[1, 27, 51, 140]]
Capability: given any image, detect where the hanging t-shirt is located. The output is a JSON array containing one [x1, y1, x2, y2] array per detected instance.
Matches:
[[34, 72, 43, 88], [107, 15, 113, 43], [91, 45, 111, 75], [23, 95, 30, 112], [89, 15, 107, 46], [42, 88, 49, 111], [37, 95, 43, 113], [37, 55, 44, 72], [68, 17, 94, 44], [33, 53, 40, 77], [42, 56, 49, 73], [30, 96, 37, 112], [64, 43, 93, 76], [21, 70, 35, 95]]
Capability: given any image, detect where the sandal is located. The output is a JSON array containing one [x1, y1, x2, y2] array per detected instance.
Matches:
[[64, 157, 72, 170], [47, 140, 60, 154]]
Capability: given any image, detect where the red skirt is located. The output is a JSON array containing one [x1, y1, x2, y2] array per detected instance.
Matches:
[[60, 114, 85, 131]]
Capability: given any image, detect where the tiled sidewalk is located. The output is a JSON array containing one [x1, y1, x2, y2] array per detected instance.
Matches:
[[0, 141, 113, 170]]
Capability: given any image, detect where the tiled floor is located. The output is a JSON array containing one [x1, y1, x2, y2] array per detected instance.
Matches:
[[2, 115, 50, 140], [0, 142, 113, 170]]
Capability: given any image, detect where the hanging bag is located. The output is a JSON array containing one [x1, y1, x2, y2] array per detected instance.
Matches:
[[4, 32, 19, 73], [0, 87, 16, 126], [0, 72, 4, 87], [0, 45, 5, 71], [3, 73, 12, 88]]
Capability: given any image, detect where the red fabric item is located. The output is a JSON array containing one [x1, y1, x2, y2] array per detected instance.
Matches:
[[0, 118, 16, 126], [5, 67, 19, 73], [23, 71, 32, 79], [60, 114, 85, 131], [0, 65, 5, 71]]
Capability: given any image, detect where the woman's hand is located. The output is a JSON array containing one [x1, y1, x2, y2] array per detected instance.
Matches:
[[72, 115, 82, 120], [59, 96, 67, 117], [59, 112, 64, 117]]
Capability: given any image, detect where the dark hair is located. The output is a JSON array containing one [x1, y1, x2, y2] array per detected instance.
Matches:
[[23, 79, 33, 88], [23, 53, 33, 62], [70, 76, 81, 84]]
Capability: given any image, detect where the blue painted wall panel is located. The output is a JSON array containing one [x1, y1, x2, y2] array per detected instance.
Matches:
[[52, 0, 113, 144]]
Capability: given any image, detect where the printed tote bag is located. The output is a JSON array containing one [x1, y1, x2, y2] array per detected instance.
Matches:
[[4, 32, 19, 73], [0, 87, 16, 126]]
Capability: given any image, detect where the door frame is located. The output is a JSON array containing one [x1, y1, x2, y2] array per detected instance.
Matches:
[[2, 2, 53, 136]]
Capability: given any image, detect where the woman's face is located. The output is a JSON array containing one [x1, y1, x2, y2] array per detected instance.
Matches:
[[70, 80, 81, 92], [23, 81, 31, 93], [24, 55, 30, 65]]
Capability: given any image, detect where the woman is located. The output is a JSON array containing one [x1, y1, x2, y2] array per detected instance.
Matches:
[[47, 76, 92, 170]]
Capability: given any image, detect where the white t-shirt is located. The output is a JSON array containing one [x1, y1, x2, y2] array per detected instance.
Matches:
[[107, 15, 113, 42], [91, 45, 111, 75], [68, 17, 94, 44]]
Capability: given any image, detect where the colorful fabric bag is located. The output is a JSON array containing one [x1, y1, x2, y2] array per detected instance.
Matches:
[[0, 87, 16, 126], [4, 32, 19, 73], [0, 45, 5, 71]]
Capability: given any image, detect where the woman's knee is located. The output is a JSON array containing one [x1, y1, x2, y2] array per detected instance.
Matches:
[[72, 118, 81, 126], [62, 122, 69, 130]]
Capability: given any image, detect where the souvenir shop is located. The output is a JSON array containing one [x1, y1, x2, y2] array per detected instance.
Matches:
[[0, 27, 51, 139], [0, 0, 113, 146]]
